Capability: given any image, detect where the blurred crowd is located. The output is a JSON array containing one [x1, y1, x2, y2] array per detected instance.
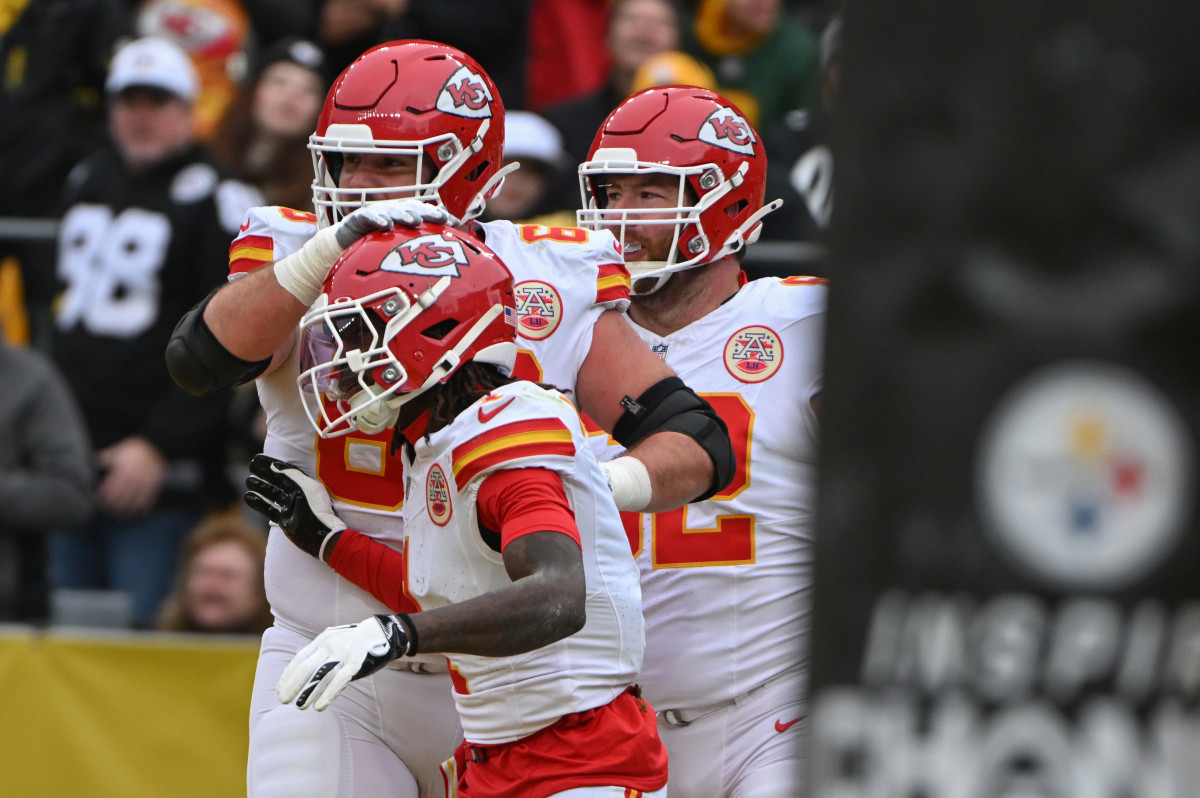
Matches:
[[0, 0, 839, 633]]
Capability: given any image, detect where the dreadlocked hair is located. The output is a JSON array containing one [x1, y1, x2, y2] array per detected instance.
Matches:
[[428, 361, 516, 431], [428, 362, 567, 434], [394, 362, 567, 458]]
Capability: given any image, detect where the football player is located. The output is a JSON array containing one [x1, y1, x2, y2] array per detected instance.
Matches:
[[576, 85, 827, 797], [245, 225, 668, 797], [165, 41, 730, 798]]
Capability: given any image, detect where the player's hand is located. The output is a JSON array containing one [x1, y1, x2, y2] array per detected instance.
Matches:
[[243, 453, 346, 561], [276, 615, 410, 711], [333, 199, 457, 249]]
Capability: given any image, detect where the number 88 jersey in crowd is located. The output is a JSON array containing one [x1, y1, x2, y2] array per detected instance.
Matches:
[[590, 274, 827, 710], [227, 206, 630, 638]]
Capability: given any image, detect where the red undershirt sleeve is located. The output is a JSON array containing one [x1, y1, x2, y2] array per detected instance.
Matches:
[[326, 468, 580, 611], [326, 529, 410, 614], [476, 467, 580, 550]]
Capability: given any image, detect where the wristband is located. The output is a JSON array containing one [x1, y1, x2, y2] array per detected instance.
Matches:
[[318, 528, 343, 563], [602, 456, 653, 512], [393, 612, 419, 656], [273, 225, 345, 305]]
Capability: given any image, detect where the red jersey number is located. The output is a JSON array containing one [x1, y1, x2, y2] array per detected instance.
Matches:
[[625, 393, 755, 567]]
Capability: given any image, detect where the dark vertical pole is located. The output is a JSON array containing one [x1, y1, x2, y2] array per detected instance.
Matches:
[[808, 0, 1200, 794]]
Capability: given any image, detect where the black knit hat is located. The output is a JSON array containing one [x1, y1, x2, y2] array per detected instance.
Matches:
[[251, 37, 331, 89]]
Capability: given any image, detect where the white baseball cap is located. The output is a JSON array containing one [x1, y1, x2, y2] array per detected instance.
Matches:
[[106, 37, 199, 102], [503, 111, 566, 171]]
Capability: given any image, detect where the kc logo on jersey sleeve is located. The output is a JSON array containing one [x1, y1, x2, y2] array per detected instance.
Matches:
[[436, 66, 494, 118], [380, 233, 469, 277]]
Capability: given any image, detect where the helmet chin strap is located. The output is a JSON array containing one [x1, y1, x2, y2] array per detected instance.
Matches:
[[721, 198, 783, 254], [349, 389, 398, 435], [628, 197, 784, 297], [467, 160, 519, 221]]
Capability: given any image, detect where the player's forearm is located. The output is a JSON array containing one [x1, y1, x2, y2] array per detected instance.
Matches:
[[205, 266, 307, 363], [624, 431, 715, 513], [408, 571, 585, 656]]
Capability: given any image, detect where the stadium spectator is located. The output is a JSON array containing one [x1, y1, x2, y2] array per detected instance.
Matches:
[[480, 110, 574, 226], [48, 37, 262, 629], [628, 48, 718, 94], [314, 0, 531, 108], [208, 36, 332, 211], [541, 0, 685, 202], [524, 0, 611, 111], [761, 12, 839, 252], [136, 0, 252, 140], [577, 84, 825, 796], [681, 0, 821, 130], [0, 0, 132, 346], [241, 0, 322, 50], [0, 340, 94, 622], [156, 512, 272, 634]]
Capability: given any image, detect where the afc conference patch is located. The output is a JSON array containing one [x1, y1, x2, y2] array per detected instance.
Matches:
[[724, 325, 783, 383], [426, 463, 453, 526], [514, 280, 562, 340]]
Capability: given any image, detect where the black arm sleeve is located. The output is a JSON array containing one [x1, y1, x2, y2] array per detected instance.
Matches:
[[612, 376, 736, 502], [165, 288, 272, 396]]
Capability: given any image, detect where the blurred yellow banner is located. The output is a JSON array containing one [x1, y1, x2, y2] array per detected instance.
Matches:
[[0, 627, 258, 797]]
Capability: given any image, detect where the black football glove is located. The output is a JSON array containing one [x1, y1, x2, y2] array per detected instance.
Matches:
[[244, 453, 346, 560]]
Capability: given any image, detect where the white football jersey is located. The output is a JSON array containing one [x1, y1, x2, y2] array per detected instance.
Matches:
[[227, 208, 630, 638], [401, 381, 643, 745], [591, 276, 826, 709]]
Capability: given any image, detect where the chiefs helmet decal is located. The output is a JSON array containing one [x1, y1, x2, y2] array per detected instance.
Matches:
[[436, 66, 495, 118], [699, 107, 757, 155], [381, 233, 471, 277]]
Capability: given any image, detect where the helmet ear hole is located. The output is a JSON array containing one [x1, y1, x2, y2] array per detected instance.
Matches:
[[725, 198, 749, 218], [464, 160, 490, 183], [421, 318, 459, 341]]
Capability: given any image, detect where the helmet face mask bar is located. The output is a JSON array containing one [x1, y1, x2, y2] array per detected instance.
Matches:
[[311, 119, 517, 227], [296, 225, 519, 439], [297, 284, 441, 437], [578, 150, 748, 294], [577, 86, 781, 295], [310, 126, 453, 224]]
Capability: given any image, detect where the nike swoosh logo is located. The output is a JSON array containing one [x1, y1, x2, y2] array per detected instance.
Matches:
[[239, 219, 250, 232], [775, 717, 804, 732], [477, 396, 514, 423]]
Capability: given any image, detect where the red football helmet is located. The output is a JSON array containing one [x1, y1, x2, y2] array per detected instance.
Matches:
[[297, 224, 517, 437], [577, 86, 780, 294], [310, 40, 511, 227]]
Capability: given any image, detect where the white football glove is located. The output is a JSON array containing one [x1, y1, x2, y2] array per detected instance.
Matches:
[[274, 199, 459, 305], [276, 615, 412, 711], [332, 199, 457, 248]]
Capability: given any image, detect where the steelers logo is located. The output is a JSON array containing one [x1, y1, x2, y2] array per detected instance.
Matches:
[[426, 463, 453, 526], [514, 280, 562, 340], [724, 325, 784, 383], [977, 361, 1192, 591]]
